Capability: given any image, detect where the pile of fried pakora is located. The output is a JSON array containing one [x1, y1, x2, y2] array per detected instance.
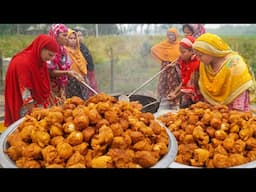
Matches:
[[5, 93, 169, 168], [157, 101, 256, 168]]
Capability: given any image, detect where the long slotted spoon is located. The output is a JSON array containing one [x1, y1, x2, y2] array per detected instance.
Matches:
[[118, 58, 178, 102]]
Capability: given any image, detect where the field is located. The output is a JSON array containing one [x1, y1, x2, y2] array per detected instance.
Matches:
[[1, 34, 256, 98]]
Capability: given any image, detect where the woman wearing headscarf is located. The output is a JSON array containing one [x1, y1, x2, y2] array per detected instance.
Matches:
[[4, 34, 58, 127], [167, 36, 202, 108], [73, 28, 99, 97], [48, 24, 83, 106], [192, 33, 253, 111], [65, 29, 88, 100], [151, 27, 181, 106], [182, 24, 206, 38]]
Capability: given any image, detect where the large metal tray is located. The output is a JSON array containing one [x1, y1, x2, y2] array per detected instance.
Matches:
[[0, 117, 178, 168], [154, 109, 256, 168]]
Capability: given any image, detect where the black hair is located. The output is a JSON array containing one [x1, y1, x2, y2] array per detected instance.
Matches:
[[72, 28, 80, 32], [182, 24, 194, 33]]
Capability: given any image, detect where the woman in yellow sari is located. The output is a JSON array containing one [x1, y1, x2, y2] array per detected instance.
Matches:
[[192, 33, 253, 111], [151, 27, 180, 106], [65, 29, 88, 100]]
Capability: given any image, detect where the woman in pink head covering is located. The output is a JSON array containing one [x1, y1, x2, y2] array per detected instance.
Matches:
[[48, 24, 83, 106], [182, 24, 206, 38]]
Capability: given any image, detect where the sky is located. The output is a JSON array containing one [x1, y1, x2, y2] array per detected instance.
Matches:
[[204, 24, 251, 29]]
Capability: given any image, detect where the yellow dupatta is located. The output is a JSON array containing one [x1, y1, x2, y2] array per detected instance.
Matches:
[[65, 29, 87, 76], [199, 53, 253, 105], [151, 27, 180, 63], [193, 33, 253, 105]]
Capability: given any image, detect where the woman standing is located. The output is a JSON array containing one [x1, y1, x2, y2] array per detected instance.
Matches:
[[182, 24, 206, 38], [151, 27, 181, 106], [4, 34, 58, 127], [74, 28, 99, 97], [65, 29, 88, 100], [48, 24, 83, 106]]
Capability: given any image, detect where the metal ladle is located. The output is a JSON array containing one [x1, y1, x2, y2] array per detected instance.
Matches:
[[79, 80, 98, 95], [118, 58, 178, 102]]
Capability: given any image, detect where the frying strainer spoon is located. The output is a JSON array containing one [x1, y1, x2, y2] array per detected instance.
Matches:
[[118, 58, 178, 102]]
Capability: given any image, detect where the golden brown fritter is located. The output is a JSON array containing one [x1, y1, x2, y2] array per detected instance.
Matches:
[[67, 96, 85, 106], [41, 145, 58, 164], [66, 131, 84, 146], [91, 155, 113, 168], [73, 143, 88, 156], [31, 130, 51, 147], [66, 163, 86, 168], [229, 154, 247, 166], [86, 108, 102, 124], [63, 122, 76, 134], [110, 123, 124, 136], [73, 115, 89, 131], [108, 148, 134, 168], [133, 151, 158, 168], [19, 125, 34, 142], [149, 120, 162, 135], [49, 124, 63, 137], [56, 142, 73, 160], [50, 136, 65, 147], [66, 151, 85, 167], [193, 148, 210, 166], [5, 93, 170, 168], [215, 130, 228, 140], [247, 150, 256, 161], [104, 110, 119, 124], [45, 164, 65, 168], [22, 143, 42, 159], [46, 111, 64, 124], [30, 108, 49, 121], [82, 127, 96, 142], [16, 157, 41, 168], [246, 137, 256, 149], [133, 138, 152, 151], [111, 136, 127, 149], [152, 142, 168, 156], [157, 101, 256, 168], [212, 154, 231, 168], [95, 119, 110, 129], [6, 144, 26, 161], [130, 131, 145, 144]]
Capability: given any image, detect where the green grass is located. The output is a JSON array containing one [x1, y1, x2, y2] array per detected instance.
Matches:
[[1, 34, 256, 97]]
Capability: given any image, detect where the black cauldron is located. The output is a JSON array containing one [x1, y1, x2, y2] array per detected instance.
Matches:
[[112, 94, 160, 113]]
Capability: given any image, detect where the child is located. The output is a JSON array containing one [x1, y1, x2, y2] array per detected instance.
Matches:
[[167, 36, 202, 108]]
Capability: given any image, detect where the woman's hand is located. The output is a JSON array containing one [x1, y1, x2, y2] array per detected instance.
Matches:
[[67, 70, 84, 82], [167, 92, 178, 101], [167, 83, 182, 101]]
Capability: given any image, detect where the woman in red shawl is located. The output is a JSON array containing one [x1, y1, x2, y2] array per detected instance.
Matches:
[[4, 34, 58, 127], [167, 36, 202, 108]]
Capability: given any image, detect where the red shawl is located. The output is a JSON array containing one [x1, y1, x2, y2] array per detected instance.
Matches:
[[180, 55, 200, 86], [4, 34, 58, 127]]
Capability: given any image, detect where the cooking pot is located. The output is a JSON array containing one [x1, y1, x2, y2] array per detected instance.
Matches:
[[112, 94, 160, 113]]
